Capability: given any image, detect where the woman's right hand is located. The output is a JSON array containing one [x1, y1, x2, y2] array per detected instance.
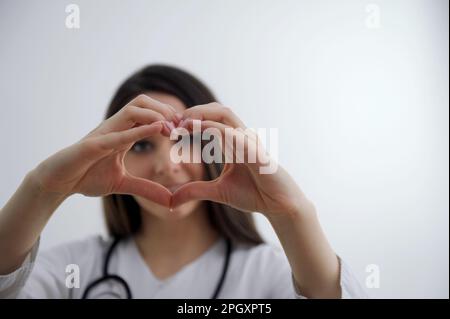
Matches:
[[31, 94, 178, 207]]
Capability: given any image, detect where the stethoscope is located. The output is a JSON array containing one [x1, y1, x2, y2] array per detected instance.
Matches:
[[81, 236, 232, 299]]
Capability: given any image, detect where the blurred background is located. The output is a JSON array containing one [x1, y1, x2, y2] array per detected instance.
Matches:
[[0, 0, 448, 298]]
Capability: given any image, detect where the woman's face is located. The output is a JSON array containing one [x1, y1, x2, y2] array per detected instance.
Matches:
[[123, 91, 207, 220]]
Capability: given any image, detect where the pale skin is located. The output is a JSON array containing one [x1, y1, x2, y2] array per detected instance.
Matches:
[[0, 93, 341, 298]]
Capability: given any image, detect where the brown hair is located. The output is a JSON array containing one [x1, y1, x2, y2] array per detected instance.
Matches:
[[102, 64, 264, 246]]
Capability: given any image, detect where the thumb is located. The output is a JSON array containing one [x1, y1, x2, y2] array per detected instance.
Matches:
[[171, 180, 222, 208], [116, 174, 172, 207]]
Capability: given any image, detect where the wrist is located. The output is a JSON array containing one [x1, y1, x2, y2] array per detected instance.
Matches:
[[265, 198, 317, 225], [25, 169, 71, 205]]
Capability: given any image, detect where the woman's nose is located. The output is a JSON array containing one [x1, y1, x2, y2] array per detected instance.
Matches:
[[151, 141, 181, 176]]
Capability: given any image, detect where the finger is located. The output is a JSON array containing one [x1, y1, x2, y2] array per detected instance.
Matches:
[[117, 174, 172, 207], [105, 106, 168, 133], [182, 103, 246, 128], [183, 119, 258, 143], [99, 94, 179, 134], [183, 118, 230, 133], [171, 180, 222, 208], [94, 121, 163, 151], [129, 94, 178, 121]]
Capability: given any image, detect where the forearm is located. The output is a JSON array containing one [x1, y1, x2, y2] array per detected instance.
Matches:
[[266, 198, 341, 298], [0, 170, 68, 275]]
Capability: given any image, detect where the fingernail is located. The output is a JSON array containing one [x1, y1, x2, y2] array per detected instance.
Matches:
[[181, 118, 191, 128], [174, 113, 183, 122], [167, 121, 176, 131], [160, 123, 169, 136], [178, 119, 186, 128]]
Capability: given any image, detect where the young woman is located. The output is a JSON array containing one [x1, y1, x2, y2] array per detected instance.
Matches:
[[0, 65, 366, 298]]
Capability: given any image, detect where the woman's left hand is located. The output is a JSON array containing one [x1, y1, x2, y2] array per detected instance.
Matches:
[[172, 103, 343, 299], [171, 103, 314, 219]]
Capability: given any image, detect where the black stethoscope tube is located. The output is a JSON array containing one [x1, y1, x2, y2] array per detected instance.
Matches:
[[82, 237, 231, 299]]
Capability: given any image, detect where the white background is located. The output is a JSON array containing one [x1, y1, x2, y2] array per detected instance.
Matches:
[[0, 0, 448, 298]]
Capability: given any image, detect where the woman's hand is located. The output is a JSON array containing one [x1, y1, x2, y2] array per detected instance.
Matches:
[[171, 103, 314, 218], [32, 95, 178, 207], [172, 103, 342, 298]]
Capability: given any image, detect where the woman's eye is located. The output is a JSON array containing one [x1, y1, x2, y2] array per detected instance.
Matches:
[[131, 141, 154, 153]]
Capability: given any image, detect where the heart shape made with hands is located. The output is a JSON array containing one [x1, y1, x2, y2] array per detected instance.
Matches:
[[129, 117, 229, 211], [127, 116, 265, 212]]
